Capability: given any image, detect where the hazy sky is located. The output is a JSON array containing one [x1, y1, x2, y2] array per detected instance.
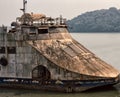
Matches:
[[0, 0, 120, 25]]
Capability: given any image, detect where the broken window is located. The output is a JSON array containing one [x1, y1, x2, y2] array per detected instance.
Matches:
[[7, 47, 16, 54], [38, 29, 48, 34], [0, 47, 5, 54], [29, 27, 37, 35]]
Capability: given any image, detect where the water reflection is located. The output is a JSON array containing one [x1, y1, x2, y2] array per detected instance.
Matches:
[[0, 85, 119, 97]]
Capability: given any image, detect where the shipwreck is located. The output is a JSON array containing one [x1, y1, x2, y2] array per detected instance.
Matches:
[[0, 0, 119, 92]]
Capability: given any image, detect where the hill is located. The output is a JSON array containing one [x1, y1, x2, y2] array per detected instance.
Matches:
[[67, 7, 120, 32]]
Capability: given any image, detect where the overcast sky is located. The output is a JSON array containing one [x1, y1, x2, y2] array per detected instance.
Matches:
[[0, 0, 120, 25]]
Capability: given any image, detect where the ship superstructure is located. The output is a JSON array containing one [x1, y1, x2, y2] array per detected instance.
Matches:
[[0, 0, 119, 92]]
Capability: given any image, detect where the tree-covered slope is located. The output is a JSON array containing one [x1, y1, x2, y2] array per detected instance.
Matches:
[[67, 7, 120, 32]]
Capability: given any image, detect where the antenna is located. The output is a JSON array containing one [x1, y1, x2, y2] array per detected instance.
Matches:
[[20, 0, 27, 14]]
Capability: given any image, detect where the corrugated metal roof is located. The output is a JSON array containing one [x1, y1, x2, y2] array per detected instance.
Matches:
[[63, 47, 77, 57], [27, 32, 119, 79]]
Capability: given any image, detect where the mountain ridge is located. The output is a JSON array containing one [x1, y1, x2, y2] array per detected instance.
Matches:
[[67, 7, 120, 32]]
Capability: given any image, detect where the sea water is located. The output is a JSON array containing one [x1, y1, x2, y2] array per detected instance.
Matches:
[[0, 33, 120, 97], [71, 33, 120, 70]]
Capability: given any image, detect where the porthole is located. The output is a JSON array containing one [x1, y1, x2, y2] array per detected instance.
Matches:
[[0, 57, 8, 66]]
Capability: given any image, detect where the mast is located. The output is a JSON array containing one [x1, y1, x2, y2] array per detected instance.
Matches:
[[20, 0, 27, 14]]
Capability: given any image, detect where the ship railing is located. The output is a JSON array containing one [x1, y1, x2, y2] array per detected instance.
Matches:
[[17, 14, 67, 27]]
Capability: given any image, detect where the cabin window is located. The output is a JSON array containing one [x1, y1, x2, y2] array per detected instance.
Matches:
[[38, 29, 48, 34], [7, 47, 16, 54], [29, 27, 36, 35], [0, 47, 5, 54], [30, 27, 36, 32]]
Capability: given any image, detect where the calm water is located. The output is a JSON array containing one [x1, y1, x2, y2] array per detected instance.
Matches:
[[71, 33, 120, 71], [0, 33, 120, 97]]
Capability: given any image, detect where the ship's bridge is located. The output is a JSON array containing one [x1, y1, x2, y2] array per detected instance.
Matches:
[[16, 13, 67, 27], [10, 13, 69, 41]]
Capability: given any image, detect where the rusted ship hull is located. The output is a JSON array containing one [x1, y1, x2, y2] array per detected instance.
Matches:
[[0, 0, 119, 92], [0, 77, 119, 92]]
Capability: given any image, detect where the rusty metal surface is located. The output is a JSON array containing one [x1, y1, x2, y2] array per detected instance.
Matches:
[[31, 13, 46, 21], [0, 0, 119, 91], [0, 15, 119, 82], [27, 32, 119, 78]]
